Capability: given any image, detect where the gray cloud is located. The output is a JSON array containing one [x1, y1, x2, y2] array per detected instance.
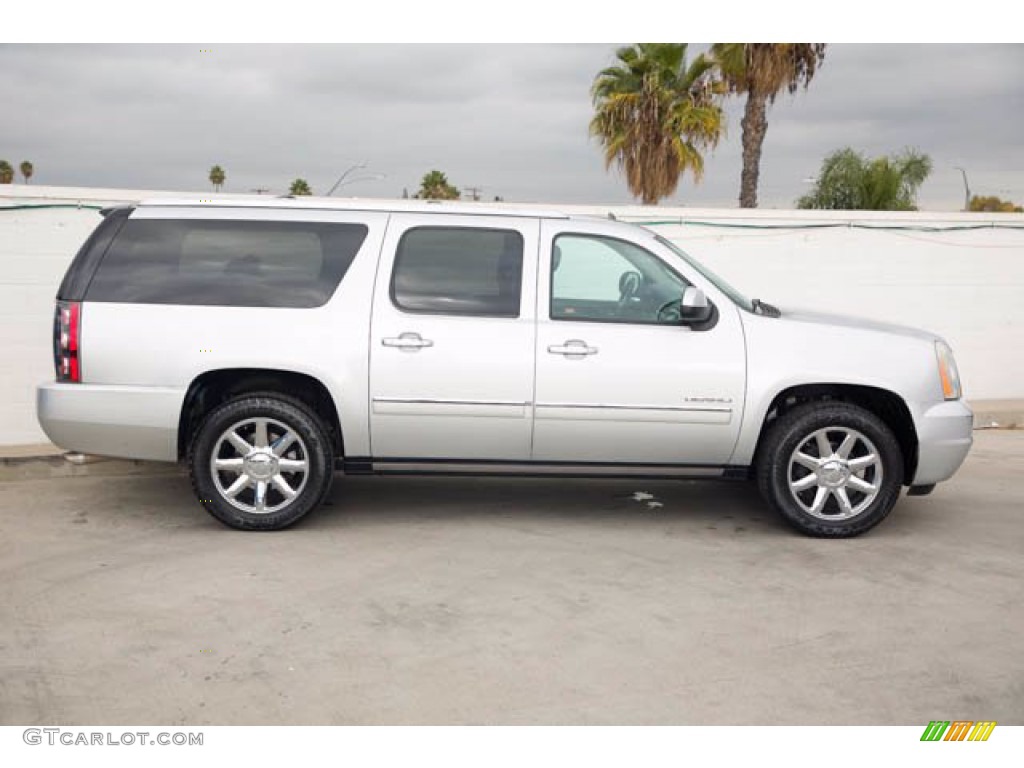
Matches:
[[1, 43, 1021, 208]]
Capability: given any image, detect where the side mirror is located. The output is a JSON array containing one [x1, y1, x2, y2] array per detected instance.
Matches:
[[680, 286, 712, 324]]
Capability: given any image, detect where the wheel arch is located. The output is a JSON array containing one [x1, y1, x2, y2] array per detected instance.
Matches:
[[178, 368, 344, 460], [752, 383, 918, 484]]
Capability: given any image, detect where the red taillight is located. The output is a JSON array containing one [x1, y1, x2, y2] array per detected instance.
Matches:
[[54, 300, 82, 382], [68, 303, 79, 352]]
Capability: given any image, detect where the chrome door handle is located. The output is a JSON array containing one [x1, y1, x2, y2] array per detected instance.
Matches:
[[382, 332, 434, 351], [548, 339, 598, 357]]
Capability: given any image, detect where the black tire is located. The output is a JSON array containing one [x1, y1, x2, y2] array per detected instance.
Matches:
[[188, 393, 334, 530], [755, 402, 904, 538]]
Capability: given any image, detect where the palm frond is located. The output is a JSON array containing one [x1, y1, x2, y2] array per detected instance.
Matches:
[[589, 43, 725, 203]]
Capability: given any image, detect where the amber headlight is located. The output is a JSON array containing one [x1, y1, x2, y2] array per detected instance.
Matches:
[[935, 341, 962, 400]]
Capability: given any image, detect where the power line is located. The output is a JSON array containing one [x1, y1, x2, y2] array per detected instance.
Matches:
[[626, 218, 1024, 233]]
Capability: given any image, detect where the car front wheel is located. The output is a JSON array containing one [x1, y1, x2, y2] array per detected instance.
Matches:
[[756, 402, 904, 537], [189, 394, 334, 530]]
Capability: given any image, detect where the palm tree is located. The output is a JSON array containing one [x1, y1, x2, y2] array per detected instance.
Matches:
[[289, 178, 312, 196], [797, 148, 932, 211], [709, 43, 827, 208], [590, 43, 723, 205], [20, 161, 34, 184], [416, 170, 460, 200], [208, 165, 226, 192], [0, 160, 13, 184]]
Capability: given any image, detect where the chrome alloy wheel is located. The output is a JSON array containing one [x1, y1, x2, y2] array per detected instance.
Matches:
[[787, 427, 883, 520], [209, 417, 310, 514]]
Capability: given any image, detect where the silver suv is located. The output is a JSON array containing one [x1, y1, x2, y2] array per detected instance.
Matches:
[[38, 199, 973, 536]]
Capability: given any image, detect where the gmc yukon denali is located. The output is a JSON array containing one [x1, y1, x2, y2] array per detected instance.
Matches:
[[37, 199, 973, 536]]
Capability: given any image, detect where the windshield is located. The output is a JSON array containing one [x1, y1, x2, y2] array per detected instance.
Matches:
[[654, 234, 754, 312]]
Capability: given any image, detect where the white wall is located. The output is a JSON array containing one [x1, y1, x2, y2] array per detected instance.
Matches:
[[2, 186, 1022, 446], [563, 205, 1024, 411]]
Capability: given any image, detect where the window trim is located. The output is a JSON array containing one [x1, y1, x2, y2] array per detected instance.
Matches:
[[548, 232, 702, 327], [389, 225, 526, 319]]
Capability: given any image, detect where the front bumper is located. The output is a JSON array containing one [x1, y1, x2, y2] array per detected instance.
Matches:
[[912, 399, 973, 486], [37, 382, 185, 462]]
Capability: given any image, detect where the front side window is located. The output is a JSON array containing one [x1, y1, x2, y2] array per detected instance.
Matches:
[[391, 227, 524, 317], [85, 219, 368, 308], [550, 234, 689, 324]]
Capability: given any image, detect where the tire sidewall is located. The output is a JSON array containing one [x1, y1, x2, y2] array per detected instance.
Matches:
[[189, 395, 333, 530]]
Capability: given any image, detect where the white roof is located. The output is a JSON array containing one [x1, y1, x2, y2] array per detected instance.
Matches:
[[137, 196, 570, 219]]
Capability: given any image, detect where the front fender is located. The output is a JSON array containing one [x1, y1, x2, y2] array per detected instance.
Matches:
[[731, 312, 941, 465]]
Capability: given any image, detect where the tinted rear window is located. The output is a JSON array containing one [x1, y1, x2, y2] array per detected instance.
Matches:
[[85, 219, 368, 307]]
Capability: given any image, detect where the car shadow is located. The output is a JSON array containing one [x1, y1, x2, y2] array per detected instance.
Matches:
[[305, 473, 790, 536], [70, 468, 791, 536]]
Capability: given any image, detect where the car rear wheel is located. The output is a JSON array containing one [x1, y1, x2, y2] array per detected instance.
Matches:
[[189, 394, 334, 530], [756, 402, 904, 537]]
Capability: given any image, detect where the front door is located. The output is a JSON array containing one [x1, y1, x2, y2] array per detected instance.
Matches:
[[532, 222, 746, 467], [369, 214, 539, 461]]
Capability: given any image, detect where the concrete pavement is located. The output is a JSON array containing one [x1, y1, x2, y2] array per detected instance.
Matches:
[[1, 431, 1021, 725]]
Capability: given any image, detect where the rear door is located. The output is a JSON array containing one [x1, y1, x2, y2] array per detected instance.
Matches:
[[369, 213, 539, 462]]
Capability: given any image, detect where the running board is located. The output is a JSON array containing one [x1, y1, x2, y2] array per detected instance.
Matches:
[[339, 456, 748, 480]]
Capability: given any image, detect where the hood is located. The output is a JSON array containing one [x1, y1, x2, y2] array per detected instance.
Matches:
[[779, 307, 941, 343]]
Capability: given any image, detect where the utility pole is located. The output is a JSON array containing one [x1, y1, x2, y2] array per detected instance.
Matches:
[[955, 167, 971, 211]]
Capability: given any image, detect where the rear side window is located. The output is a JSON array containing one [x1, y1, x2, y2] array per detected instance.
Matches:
[[391, 227, 523, 317], [85, 219, 368, 308], [56, 207, 132, 301]]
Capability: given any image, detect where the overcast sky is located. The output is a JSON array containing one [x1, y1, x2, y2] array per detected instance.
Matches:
[[1, 44, 1022, 209]]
